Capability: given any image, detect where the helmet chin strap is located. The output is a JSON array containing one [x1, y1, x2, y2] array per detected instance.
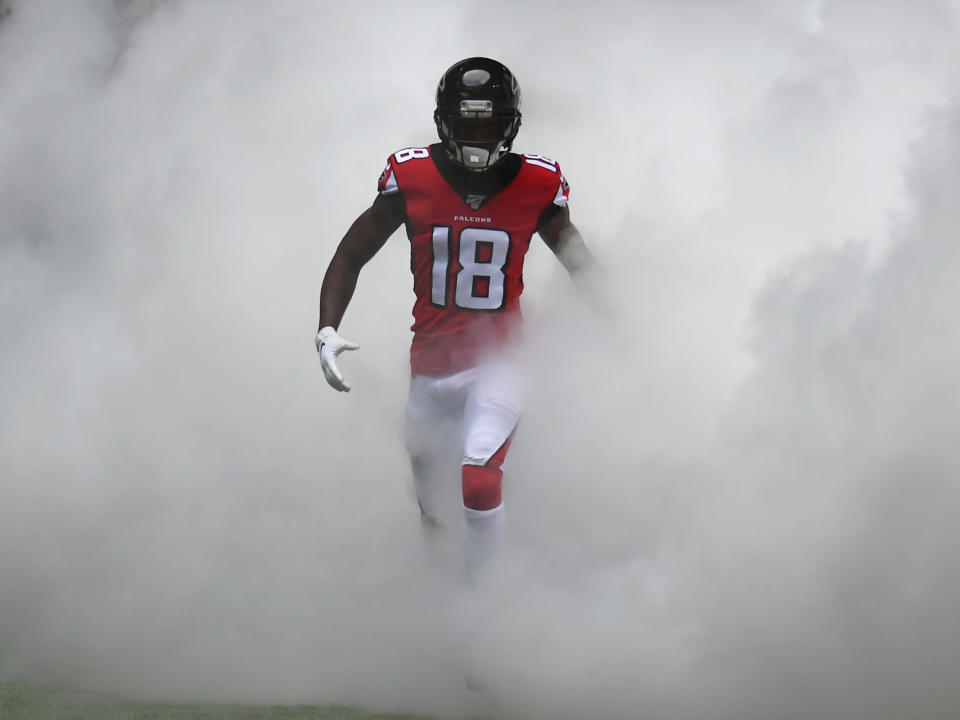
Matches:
[[457, 143, 502, 171]]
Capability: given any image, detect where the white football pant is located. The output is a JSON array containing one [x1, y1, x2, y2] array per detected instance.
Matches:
[[404, 361, 524, 580]]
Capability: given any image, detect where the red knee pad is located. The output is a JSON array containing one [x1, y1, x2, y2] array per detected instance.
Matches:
[[462, 465, 502, 511]]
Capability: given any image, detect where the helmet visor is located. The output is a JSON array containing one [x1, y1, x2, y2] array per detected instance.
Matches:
[[438, 111, 520, 145]]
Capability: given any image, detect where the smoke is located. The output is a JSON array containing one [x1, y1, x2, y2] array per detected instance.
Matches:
[[2, 1, 960, 719]]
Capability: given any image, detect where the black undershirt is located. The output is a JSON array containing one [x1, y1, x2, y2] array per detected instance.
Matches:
[[430, 143, 521, 205]]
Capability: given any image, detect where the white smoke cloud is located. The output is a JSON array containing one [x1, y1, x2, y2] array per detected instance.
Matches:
[[2, 1, 960, 719]]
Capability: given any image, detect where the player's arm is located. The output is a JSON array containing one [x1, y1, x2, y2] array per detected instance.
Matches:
[[538, 204, 614, 317], [538, 204, 595, 277], [319, 193, 404, 330], [316, 193, 404, 392]]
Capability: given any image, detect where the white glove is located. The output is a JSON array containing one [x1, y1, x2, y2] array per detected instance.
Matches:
[[316, 326, 359, 392]]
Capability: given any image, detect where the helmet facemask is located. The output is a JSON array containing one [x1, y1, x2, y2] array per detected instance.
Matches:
[[435, 101, 521, 171]]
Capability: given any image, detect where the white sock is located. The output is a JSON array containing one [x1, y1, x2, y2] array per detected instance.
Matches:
[[462, 503, 506, 584]]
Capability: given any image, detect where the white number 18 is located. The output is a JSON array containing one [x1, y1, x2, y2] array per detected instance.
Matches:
[[430, 226, 510, 311]]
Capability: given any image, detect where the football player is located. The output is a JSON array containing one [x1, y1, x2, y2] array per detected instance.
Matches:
[[317, 57, 595, 581]]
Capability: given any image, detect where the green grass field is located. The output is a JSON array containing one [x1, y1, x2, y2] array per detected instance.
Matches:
[[0, 684, 441, 720]]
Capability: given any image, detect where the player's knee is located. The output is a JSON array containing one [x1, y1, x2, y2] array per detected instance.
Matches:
[[464, 430, 513, 470], [462, 464, 502, 511], [464, 432, 503, 465]]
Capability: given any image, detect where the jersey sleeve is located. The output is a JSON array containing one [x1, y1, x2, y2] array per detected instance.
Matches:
[[524, 154, 570, 230], [552, 164, 570, 207], [377, 155, 400, 195], [522, 153, 570, 208]]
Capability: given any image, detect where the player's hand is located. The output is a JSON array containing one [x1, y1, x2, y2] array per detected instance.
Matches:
[[315, 326, 359, 392]]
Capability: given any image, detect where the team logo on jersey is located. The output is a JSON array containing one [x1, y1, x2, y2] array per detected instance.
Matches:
[[465, 193, 486, 210]]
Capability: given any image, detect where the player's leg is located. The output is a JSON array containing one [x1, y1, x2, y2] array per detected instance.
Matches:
[[404, 373, 452, 532], [460, 362, 524, 580]]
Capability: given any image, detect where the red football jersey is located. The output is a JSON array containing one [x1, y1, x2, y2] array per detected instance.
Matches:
[[377, 145, 570, 376]]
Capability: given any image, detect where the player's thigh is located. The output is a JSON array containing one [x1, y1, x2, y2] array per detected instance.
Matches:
[[405, 375, 442, 455], [462, 362, 525, 465], [405, 374, 465, 520], [405, 374, 464, 468]]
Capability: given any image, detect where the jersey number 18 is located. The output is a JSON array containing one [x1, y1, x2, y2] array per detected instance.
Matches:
[[430, 226, 510, 312]]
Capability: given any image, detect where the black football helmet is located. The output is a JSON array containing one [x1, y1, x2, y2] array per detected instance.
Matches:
[[434, 57, 522, 172]]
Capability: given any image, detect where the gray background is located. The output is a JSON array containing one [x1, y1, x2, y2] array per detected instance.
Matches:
[[2, 1, 959, 719]]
